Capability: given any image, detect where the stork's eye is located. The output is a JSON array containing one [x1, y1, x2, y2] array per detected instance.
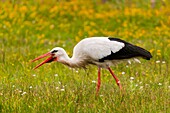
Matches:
[[51, 50, 58, 53]]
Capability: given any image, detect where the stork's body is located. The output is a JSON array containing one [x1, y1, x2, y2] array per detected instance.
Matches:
[[32, 37, 152, 94]]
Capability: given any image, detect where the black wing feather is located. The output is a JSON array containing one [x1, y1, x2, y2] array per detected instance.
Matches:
[[99, 37, 152, 62]]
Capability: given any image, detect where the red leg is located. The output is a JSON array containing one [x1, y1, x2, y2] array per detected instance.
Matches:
[[96, 67, 101, 94], [108, 67, 122, 90]]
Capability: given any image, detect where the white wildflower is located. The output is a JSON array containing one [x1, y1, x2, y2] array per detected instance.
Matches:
[[140, 86, 143, 89], [32, 74, 36, 77], [130, 77, 135, 80], [156, 60, 160, 63], [92, 80, 96, 83], [162, 61, 166, 64], [122, 72, 125, 75], [54, 74, 58, 77], [128, 60, 131, 64], [134, 58, 141, 63], [100, 95, 103, 97], [145, 84, 149, 86], [21, 92, 26, 96], [158, 83, 162, 86], [60, 89, 65, 91]]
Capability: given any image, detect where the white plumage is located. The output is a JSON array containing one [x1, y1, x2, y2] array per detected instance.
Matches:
[[74, 37, 125, 60], [32, 37, 152, 94]]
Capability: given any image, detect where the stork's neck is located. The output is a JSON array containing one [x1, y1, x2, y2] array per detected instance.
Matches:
[[58, 52, 83, 68]]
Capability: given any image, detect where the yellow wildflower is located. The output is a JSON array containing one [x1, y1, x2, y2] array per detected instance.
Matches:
[[50, 24, 55, 30], [75, 36, 80, 42], [84, 26, 91, 32], [149, 49, 155, 53], [156, 50, 161, 56], [19, 5, 28, 13]]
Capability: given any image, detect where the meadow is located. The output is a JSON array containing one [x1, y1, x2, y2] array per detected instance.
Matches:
[[0, 0, 170, 112]]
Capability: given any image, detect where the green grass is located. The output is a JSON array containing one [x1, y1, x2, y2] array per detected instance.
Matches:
[[0, 0, 170, 112]]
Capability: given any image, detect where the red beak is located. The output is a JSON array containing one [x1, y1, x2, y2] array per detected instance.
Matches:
[[31, 52, 57, 70]]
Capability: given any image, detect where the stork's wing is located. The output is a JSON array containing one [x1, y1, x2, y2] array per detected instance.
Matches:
[[79, 37, 152, 62], [82, 38, 125, 61]]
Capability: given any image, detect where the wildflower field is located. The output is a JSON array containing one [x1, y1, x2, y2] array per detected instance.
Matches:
[[0, 0, 170, 112]]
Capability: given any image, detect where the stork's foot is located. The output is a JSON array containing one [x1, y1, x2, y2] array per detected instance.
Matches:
[[108, 67, 123, 90], [117, 80, 122, 90]]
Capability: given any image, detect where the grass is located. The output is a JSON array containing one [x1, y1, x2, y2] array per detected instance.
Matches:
[[0, 0, 170, 112]]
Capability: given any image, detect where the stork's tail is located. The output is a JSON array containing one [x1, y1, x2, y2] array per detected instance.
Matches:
[[135, 46, 152, 60]]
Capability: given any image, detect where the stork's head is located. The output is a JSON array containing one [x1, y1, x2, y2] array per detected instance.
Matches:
[[32, 47, 65, 70]]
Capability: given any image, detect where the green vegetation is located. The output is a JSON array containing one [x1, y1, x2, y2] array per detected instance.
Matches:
[[0, 0, 169, 112]]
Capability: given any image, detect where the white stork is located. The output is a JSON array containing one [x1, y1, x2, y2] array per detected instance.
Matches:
[[32, 37, 152, 94]]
